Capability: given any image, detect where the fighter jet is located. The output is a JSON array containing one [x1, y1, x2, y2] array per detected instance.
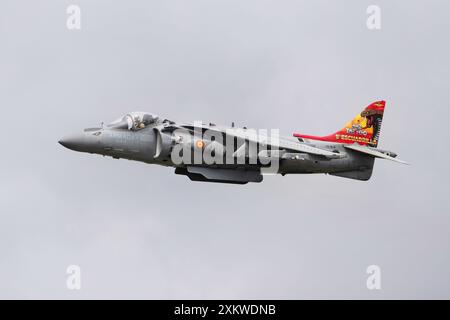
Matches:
[[59, 101, 407, 184]]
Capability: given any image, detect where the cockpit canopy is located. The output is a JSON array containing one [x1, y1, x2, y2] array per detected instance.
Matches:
[[107, 112, 159, 130]]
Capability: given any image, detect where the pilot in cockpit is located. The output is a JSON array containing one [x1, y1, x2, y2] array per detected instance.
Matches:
[[108, 112, 159, 131], [136, 113, 156, 129]]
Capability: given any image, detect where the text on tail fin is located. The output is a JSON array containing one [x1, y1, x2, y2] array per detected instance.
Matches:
[[293, 100, 386, 147]]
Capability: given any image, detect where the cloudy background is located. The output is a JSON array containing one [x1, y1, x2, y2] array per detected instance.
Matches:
[[1, 0, 449, 299]]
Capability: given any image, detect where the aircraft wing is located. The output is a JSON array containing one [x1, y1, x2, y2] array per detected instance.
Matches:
[[174, 124, 343, 159], [344, 144, 409, 165], [231, 130, 344, 158]]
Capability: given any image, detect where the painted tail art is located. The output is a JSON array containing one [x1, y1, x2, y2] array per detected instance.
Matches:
[[294, 100, 386, 147]]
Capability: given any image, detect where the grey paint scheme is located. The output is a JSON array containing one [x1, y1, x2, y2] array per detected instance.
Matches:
[[59, 115, 403, 184]]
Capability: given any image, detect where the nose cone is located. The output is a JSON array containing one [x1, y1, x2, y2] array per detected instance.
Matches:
[[59, 133, 85, 151], [59, 132, 101, 153]]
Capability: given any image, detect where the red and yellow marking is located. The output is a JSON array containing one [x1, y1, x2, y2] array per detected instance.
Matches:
[[195, 140, 205, 149]]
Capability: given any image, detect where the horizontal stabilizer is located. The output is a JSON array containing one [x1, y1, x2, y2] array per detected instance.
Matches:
[[344, 144, 409, 165]]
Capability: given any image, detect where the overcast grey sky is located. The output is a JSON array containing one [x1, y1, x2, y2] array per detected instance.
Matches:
[[0, 0, 449, 299]]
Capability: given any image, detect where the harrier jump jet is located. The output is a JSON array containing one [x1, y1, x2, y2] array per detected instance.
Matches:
[[59, 101, 407, 184]]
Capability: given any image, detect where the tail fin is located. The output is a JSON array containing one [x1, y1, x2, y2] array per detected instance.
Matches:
[[294, 100, 386, 147]]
